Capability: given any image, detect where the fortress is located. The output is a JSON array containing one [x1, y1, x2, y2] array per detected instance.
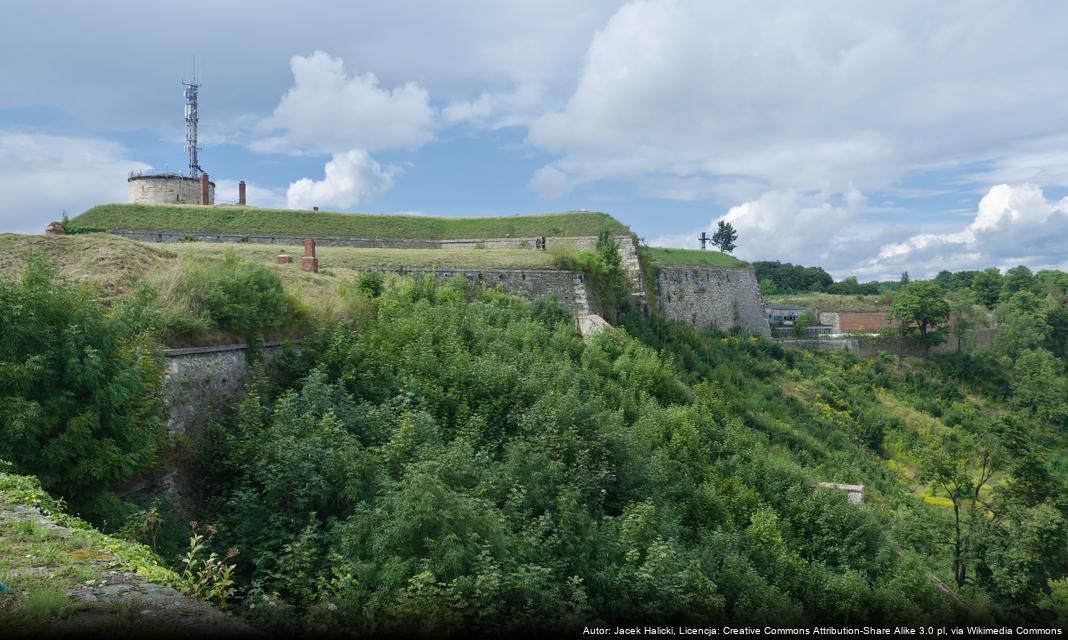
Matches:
[[84, 73, 769, 337], [68, 202, 770, 337]]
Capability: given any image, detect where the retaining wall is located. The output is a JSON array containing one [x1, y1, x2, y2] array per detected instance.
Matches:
[[655, 265, 771, 336], [368, 267, 594, 315], [163, 341, 293, 438], [105, 229, 648, 314]]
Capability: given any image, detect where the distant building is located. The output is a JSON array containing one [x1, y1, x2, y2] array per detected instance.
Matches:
[[765, 304, 810, 326]]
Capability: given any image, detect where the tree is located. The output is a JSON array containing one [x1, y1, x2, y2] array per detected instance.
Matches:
[[992, 291, 1049, 360], [1043, 294, 1068, 359], [1011, 349, 1068, 428], [890, 281, 950, 361], [945, 289, 985, 353], [918, 431, 1002, 590], [972, 267, 1003, 308], [711, 221, 738, 253], [1002, 265, 1035, 300], [0, 257, 164, 519]]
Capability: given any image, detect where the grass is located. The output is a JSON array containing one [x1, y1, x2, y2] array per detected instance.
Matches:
[[0, 467, 185, 631], [644, 246, 747, 267], [0, 233, 560, 299], [69, 203, 629, 240], [766, 292, 891, 312], [171, 241, 557, 271], [0, 233, 175, 300], [0, 233, 568, 346]]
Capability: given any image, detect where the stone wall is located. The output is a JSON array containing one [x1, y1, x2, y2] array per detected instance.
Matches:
[[368, 267, 594, 315], [655, 265, 771, 336], [127, 175, 214, 205], [163, 341, 292, 438], [105, 229, 648, 314]]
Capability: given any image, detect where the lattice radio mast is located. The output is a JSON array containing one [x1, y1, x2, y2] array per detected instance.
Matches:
[[181, 63, 202, 178]]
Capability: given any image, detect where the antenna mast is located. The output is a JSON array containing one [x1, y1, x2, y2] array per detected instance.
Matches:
[[182, 62, 201, 178]]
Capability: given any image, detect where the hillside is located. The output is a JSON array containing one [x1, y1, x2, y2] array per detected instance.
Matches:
[[3, 230, 1068, 632], [0, 233, 560, 299], [69, 203, 629, 240]]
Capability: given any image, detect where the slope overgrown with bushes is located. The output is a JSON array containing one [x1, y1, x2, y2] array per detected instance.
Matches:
[[2, 246, 1068, 632]]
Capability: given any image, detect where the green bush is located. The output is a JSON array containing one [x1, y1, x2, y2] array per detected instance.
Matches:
[[177, 251, 296, 338], [0, 257, 164, 519]]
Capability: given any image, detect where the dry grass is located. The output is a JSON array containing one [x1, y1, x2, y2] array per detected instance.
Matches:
[[169, 241, 558, 270], [0, 234, 175, 300], [0, 233, 566, 346], [766, 292, 892, 312]]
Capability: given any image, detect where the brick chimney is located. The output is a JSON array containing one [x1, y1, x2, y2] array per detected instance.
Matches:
[[238, 180, 246, 205], [301, 239, 319, 273], [200, 173, 210, 205]]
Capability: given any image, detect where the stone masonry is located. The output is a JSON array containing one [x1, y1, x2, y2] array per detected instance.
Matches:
[[127, 175, 214, 205], [655, 265, 771, 336]]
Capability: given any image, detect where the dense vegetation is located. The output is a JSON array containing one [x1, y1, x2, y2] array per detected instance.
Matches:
[[0, 258, 165, 521], [3, 238, 1068, 632], [69, 204, 627, 240]]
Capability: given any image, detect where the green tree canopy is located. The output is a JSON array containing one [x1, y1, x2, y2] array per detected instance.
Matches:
[[0, 257, 164, 519], [889, 281, 950, 361], [711, 221, 738, 253], [972, 267, 1003, 308]]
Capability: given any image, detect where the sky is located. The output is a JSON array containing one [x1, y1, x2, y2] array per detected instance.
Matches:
[[3, 0, 1068, 280]]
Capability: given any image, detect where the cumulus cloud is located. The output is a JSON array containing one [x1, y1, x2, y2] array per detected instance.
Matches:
[[526, 1, 1068, 198], [652, 183, 1068, 281], [0, 130, 149, 234], [652, 187, 883, 271], [866, 184, 1068, 277], [255, 51, 435, 155], [286, 150, 398, 210]]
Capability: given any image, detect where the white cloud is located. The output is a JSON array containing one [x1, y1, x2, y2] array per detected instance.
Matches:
[[443, 84, 545, 128], [286, 149, 397, 210], [526, 1, 1068, 198], [867, 184, 1068, 277], [213, 179, 286, 209], [0, 130, 149, 234], [254, 51, 435, 155], [653, 183, 1068, 281], [528, 166, 571, 200]]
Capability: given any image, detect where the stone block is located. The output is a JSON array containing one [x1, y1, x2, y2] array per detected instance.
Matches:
[[276, 254, 293, 264]]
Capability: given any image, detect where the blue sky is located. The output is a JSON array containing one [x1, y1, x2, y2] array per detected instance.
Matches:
[[3, 1, 1068, 280]]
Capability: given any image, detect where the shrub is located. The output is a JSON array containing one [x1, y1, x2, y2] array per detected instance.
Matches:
[[177, 251, 296, 338], [0, 257, 164, 519]]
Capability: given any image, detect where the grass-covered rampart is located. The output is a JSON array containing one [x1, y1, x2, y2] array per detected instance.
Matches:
[[643, 246, 746, 267], [69, 203, 628, 239]]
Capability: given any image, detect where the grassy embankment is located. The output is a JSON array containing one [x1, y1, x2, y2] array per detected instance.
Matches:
[[69, 203, 629, 239], [2, 232, 559, 329], [643, 246, 747, 267], [766, 292, 891, 312]]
